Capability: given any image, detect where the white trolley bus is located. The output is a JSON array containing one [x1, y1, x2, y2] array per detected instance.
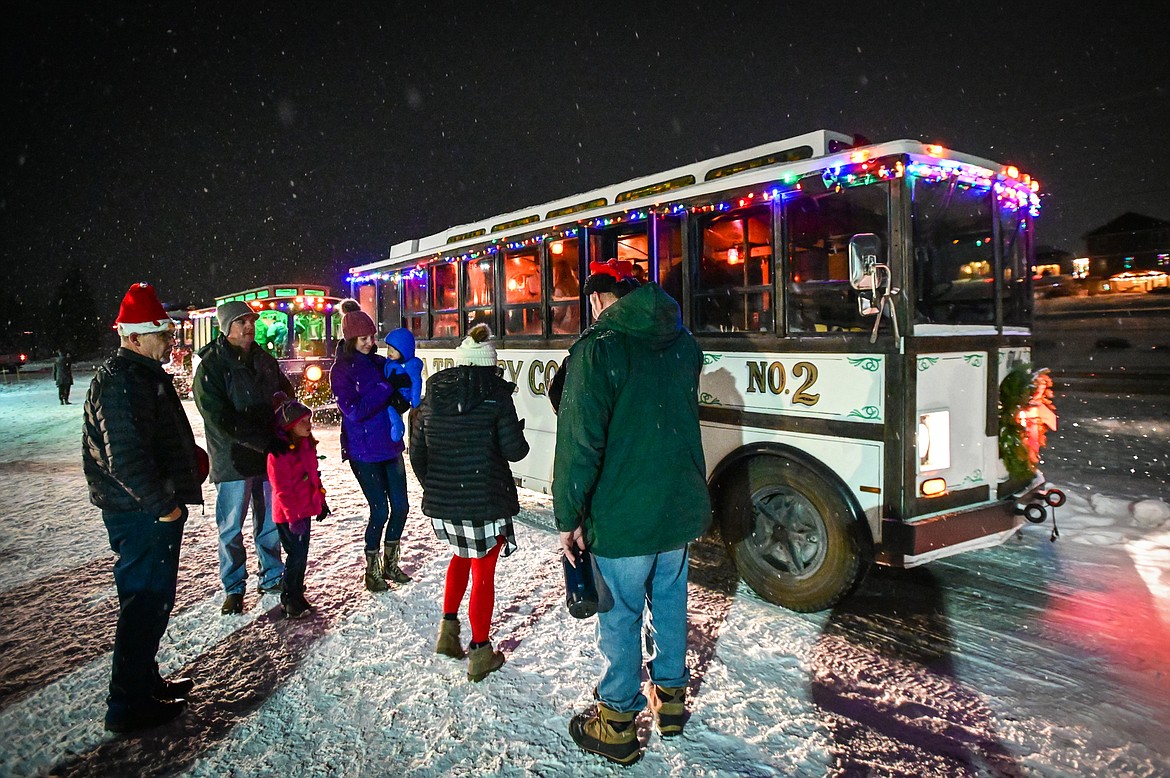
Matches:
[[348, 129, 1059, 612]]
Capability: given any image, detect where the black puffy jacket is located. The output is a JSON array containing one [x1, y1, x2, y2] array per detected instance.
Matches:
[[193, 336, 293, 482], [409, 366, 529, 522], [82, 348, 203, 516]]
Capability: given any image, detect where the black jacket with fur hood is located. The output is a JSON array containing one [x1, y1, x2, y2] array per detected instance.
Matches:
[[409, 365, 529, 522]]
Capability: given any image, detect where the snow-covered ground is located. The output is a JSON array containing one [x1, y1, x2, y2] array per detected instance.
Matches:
[[1, 362, 1169, 777]]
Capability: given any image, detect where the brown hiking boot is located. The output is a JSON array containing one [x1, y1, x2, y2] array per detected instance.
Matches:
[[647, 683, 687, 737], [467, 641, 505, 681], [435, 619, 466, 659], [568, 703, 642, 765]]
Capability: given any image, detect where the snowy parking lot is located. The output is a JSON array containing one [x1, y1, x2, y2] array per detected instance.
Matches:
[[1, 365, 1169, 777]]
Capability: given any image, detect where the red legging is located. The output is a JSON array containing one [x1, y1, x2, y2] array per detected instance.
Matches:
[[442, 538, 503, 644]]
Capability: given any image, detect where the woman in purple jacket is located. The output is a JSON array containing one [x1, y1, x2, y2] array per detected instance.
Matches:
[[330, 300, 414, 591]]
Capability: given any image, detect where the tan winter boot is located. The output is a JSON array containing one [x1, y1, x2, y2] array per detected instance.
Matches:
[[382, 541, 411, 585], [647, 683, 687, 737], [435, 619, 466, 659], [466, 641, 505, 682], [568, 702, 642, 765], [364, 551, 388, 592]]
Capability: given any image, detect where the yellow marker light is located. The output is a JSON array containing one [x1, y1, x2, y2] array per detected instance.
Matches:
[[925, 144, 944, 156], [921, 478, 947, 497], [1006, 165, 1020, 179], [850, 150, 870, 163], [304, 365, 323, 383]]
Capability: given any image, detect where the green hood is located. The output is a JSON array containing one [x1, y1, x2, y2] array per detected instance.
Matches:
[[593, 283, 683, 351]]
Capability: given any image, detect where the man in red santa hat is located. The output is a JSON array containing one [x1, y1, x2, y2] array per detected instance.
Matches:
[[82, 282, 206, 733]]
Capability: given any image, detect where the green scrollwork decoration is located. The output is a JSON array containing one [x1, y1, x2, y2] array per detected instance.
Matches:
[[917, 357, 940, 372], [698, 392, 721, 405], [959, 469, 985, 486], [847, 357, 881, 372], [702, 354, 723, 366], [847, 405, 880, 420], [962, 354, 984, 367]]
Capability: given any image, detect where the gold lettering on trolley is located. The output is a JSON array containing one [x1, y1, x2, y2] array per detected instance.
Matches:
[[503, 359, 523, 384], [791, 361, 820, 406], [744, 360, 821, 406], [431, 357, 455, 373], [528, 359, 561, 396]]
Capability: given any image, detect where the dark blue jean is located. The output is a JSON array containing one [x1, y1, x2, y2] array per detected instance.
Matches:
[[102, 507, 186, 711], [276, 520, 311, 598], [350, 456, 409, 550]]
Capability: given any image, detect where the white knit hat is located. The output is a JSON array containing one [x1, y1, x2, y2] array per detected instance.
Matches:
[[454, 323, 498, 367]]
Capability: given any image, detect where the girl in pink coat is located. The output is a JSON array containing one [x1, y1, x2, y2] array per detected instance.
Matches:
[[267, 393, 327, 618]]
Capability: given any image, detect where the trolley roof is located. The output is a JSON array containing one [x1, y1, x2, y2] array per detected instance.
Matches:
[[350, 129, 1033, 276]]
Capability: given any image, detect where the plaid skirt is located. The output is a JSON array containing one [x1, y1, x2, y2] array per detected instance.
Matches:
[[431, 516, 517, 559]]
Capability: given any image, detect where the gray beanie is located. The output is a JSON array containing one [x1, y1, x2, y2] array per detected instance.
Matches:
[[217, 301, 256, 333], [454, 323, 498, 367]]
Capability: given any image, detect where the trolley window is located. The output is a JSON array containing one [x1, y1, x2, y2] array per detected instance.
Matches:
[[503, 245, 542, 336], [694, 204, 772, 332], [786, 181, 889, 333], [464, 256, 496, 332]]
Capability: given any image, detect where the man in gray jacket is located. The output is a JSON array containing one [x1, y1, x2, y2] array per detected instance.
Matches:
[[194, 301, 292, 615]]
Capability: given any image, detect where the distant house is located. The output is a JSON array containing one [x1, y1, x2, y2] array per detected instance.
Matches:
[[1034, 245, 1075, 276], [1082, 212, 1170, 277]]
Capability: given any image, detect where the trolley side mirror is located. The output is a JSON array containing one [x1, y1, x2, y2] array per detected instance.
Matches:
[[848, 233, 883, 291]]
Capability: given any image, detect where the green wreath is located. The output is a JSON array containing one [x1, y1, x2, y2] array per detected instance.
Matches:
[[998, 363, 1049, 481]]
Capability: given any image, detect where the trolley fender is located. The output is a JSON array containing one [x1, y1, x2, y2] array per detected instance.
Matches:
[[708, 442, 873, 548]]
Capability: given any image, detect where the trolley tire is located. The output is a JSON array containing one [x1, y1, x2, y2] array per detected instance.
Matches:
[[717, 456, 869, 613]]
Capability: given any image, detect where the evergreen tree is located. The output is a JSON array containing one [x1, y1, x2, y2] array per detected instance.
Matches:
[[51, 266, 103, 357]]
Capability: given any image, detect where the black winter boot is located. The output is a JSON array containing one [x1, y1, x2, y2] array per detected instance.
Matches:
[[382, 541, 411, 584], [364, 551, 388, 592]]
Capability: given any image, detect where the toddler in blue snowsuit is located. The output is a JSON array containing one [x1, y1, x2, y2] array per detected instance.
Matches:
[[383, 328, 423, 442]]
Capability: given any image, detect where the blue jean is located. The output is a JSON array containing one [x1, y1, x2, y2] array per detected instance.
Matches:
[[103, 508, 186, 710], [214, 477, 284, 594], [594, 547, 690, 714], [350, 456, 409, 550]]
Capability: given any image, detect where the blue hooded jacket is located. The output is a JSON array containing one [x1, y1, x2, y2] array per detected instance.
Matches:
[[383, 328, 424, 442]]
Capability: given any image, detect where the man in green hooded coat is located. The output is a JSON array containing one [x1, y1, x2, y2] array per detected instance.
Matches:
[[554, 259, 711, 766]]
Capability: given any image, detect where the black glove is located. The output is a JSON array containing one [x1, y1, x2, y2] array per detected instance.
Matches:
[[387, 372, 413, 390], [387, 391, 412, 415], [266, 436, 290, 455], [316, 502, 331, 522]]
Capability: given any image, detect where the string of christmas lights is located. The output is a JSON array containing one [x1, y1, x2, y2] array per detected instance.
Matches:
[[346, 153, 1041, 287]]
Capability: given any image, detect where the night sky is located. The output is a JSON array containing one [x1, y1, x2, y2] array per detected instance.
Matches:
[[4, 1, 1169, 323]]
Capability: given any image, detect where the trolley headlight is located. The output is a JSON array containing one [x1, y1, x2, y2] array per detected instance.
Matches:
[[917, 411, 950, 471], [304, 364, 323, 383]]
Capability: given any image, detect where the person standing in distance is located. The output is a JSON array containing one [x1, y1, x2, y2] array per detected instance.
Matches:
[[53, 349, 74, 404], [554, 260, 711, 765], [83, 282, 204, 733], [194, 300, 291, 615]]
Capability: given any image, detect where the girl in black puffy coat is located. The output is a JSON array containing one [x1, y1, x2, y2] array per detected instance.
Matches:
[[409, 324, 529, 682]]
